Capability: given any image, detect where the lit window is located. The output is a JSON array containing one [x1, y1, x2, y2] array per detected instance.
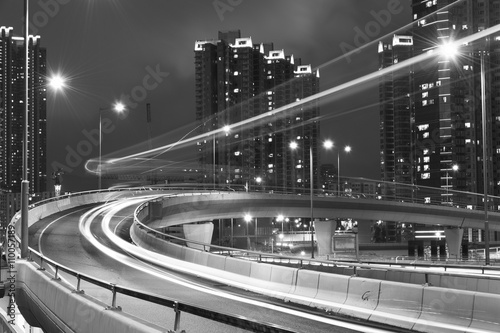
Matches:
[[465, 122, 471, 128], [424, 156, 430, 163], [421, 173, 430, 179], [418, 124, 429, 131], [423, 132, 429, 138], [422, 92, 429, 98]]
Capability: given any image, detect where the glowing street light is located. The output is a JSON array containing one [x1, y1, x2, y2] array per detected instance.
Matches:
[[323, 140, 352, 196], [47, 73, 67, 91], [98, 102, 125, 189]]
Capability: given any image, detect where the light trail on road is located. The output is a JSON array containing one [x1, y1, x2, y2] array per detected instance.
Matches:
[[74, 196, 393, 333]]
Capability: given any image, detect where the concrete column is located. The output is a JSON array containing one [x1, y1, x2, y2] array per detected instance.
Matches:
[[444, 227, 464, 260], [315, 220, 336, 256]]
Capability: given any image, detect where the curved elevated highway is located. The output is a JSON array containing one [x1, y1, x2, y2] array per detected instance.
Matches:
[[9, 189, 500, 333]]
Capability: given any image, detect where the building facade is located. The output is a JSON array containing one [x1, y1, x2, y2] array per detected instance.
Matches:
[[0, 26, 47, 228], [195, 30, 320, 192], [1, 26, 47, 193], [412, 0, 500, 244], [379, 0, 500, 243], [378, 34, 414, 200]]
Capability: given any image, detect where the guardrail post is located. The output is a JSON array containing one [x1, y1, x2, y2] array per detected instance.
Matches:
[[37, 257, 45, 271], [72, 274, 84, 294], [52, 266, 60, 281], [173, 301, 181, 331], [106, 284, 121, 311]]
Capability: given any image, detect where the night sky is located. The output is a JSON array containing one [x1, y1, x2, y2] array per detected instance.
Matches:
[[0, 0, 412, 192]]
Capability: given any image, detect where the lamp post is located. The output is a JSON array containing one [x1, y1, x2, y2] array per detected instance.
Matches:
[[98, 103, 125, 189], [21, 0, 66, 257], [21, 0, 30, 258], [480, 50, 491, 265], [289, 141, 315, 259], [439, 42, 490, 265], [246, 176, 262, 192]]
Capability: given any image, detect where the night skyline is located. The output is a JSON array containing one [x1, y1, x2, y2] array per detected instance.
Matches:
[[0, 0, 412, 192]]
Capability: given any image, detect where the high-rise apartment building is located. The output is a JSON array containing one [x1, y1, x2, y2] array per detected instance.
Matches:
[[0, 26, 47, 228], [379, 0, 500, 243], [1, 26, 47, 193], [378, 34, 414, 200], [195, 30, 319, 192], [411, 0, 500, 206]]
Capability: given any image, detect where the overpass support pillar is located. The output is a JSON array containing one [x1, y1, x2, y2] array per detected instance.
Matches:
[[315, 220, 336, 256], [444, 227, 464, 260]]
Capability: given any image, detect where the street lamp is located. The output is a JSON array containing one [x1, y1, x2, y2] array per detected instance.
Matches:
[[246, 176, 262, 192], [289, 141, 315, 258], [21, 0, 30, 259], [21, 0, 66, 257], [98, 102, 125, 189], [445, 164, 459, 203], [439, 42, 490, 265], [323, 140, 352, 196]]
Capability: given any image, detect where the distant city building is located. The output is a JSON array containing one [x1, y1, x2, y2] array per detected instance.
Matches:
[[194, 30, 320, 192], [319, 163, 337, 192], [0, 26, 47, 194]]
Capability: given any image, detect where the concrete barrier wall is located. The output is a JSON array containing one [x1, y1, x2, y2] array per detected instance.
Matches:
[[16, 261, 166, 333], [249, 261, 272, 282], [469, 293, 500, 331], [225, 257, 252, 277], [268, 265, 297, 297], [310, 273, 349, 313], [338, 277, 381, 320], [286, 269, 319, 306], [356, 268, 387, 280], [369, 280, 423, 330], [413, 286, 475, 333]]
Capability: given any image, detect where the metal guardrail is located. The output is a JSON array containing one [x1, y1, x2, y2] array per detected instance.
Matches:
[[27, 248, 296, 333]]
